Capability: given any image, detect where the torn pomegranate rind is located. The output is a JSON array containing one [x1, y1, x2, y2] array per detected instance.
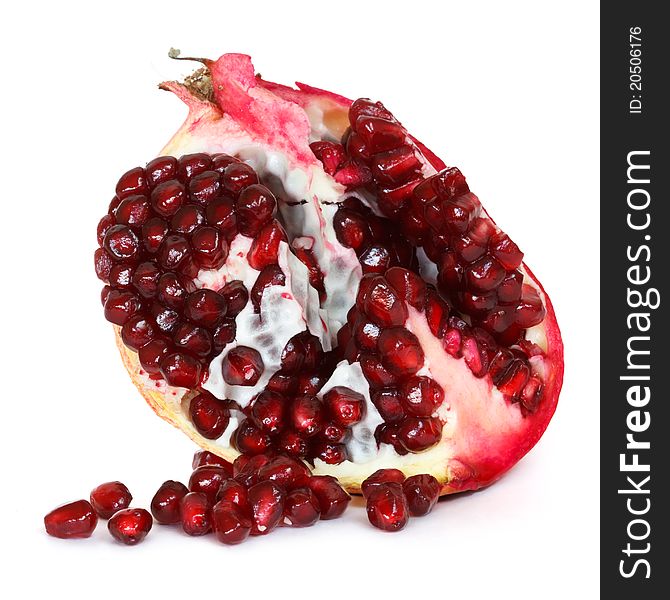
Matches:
[[100, 53, 563, 495]]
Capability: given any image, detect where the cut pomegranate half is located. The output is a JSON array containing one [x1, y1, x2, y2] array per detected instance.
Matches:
[[98, 52, 563, 497]]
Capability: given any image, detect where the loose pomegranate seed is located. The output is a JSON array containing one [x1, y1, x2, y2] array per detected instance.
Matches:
[[248, 480, 285, 535], [361, 276, 408, 327], [397, 417, 443, 452], [399, 376, 444, 417], [189, 465, 230, 504], [218, 280, 248, 317], [146, 155, 178, 188], [212, 318, 236, 351], [250, 264, 286, 312], [212, 501, 252, 545], [290, 395, 325, 438], [323, 386, 366, 427], [377, 327, 425, 376], [115, 195, 151, 226], [192, 450, 234, 473], [159, 352, 202, 388], [184, 289, 227, 328], [283, 488, 321, 527], [257, 455, 311, 490], [235, 183, 275, 236], [150, 480, 189, 524], [44, 500, 98, 539], [180, 492, 212, 536], [189, 391, 230, 439], [221, 346, 264, 386], [247, 219, 286, 270], [250, 390, 287, 434], [141, 217, 169, 253], [403, 474, 440, 516], [104, 289, 142, 325], [89, 481, 132, 519], [216, 479, 249, 508], [307, 476, 351, 520], [108, 508, 153, 545], [361, 469, 406, 498], [233, 419, 272, 455], [371, 389, 405, 423], [103, 224, 140, 262], [366, 482, 409, 532], [191, 226, 229, 270]]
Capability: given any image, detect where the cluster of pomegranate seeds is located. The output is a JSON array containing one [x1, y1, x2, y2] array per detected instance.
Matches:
[[362, 469, 440, 532], [95, 152, 324, 389]]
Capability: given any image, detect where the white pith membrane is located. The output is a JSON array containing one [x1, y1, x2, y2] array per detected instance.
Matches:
[[121, 54, 561, 493]]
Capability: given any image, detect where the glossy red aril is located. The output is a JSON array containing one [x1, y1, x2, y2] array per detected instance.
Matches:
[[216, 479, 249, 508], [377, 327, 425, 376], [323, 386, 366, 427], [180, 492, 212, 536], [222, 346, 264, 385], [403, 474, 441, 516], [307, 476, 351, 519], [257, 455, 310, 490], [283, 488, 321, 527], [192, 450, 234, 472], [151, 480, 189, 524], [189, 465, 230, 504], [89, 481, 133, 519], [212, 501, 252, 544], [361, 469, 406, 498], [248, 480, 285, 535], [366, 483, 409, 532], [44, 500, 98, 539], [399, 376, 444, 417], [108, 508, 153, 545]]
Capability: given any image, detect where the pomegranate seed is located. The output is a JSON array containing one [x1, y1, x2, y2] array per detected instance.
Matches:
[[366, 482, 409, 532], [353, 319, 382, 350], [371, 389, 405, 423], [250, 390, 287, 434], [498, 271, 524, 304], [206, 196, 237, 237], [466, 256, 506, 293], [150, 480, 189, 524], [356, 116, 406, 153], [258, 455, 311, 490], [44, 500, 98, 539], [178, 153, 212, 181], [121, 314, 156, 350], [359, 353, 399, 388], [403, 474, 440, 516], [322, 422, 347, 443], [108, 263, 134, 289], [247, 220, 286, 270], [103, 224, 140, 262], [377, 327, 425, 376], [283, 488, 321, 527], [189, 170, 221, 206], [361, 276, 408, 327], [307, 476, 350, 520], [89, 481, 132, 519], [104, 289, 142, 325], [184, 289, 227, 327], [310, 140, 345, 174], [222, 162, 259, 196], [138, 338, 171, 374], [149, 181, 185, 219], [216, 479, 249, 508], [157, 272, 190, 309], [189, 391, 230, 440], [399, 376, 444, 417], [171, 205, 206, 234], [221, 346, 264, 386], [248, 481, 285, 535], [151, 303, 180, 334], [159, 352, 202, 388], [97, 214, 115, 245], [361, 469, 406, 497], [290, 395, 325, 438], [212, 319, 237, 351], [116, 166, 147, 200], [489, 232, 523, 270], [115, 195, 151, 227], [385, 267, 427, 310], [350, 98, 394, 128], [323, 386, 366, 427], [333, 208, 371, 251], [146, 156, 177, 188], [234, 453, 273, 488], [141, 217, 169, 253], [180, 492, 212, 536], [277, 430, 308, 458], [520, 374, 544, 412], [212, 501, 252, 544], [191, 226, 229, 269], [433, 167, 470, 199], [108, 508, 152, 545], [374, 423, 407, 455], [233, 419, 272, 455], [489, 349, 516, 385], [310, 441, 349, 464], [192, 450, 234, 472], [94, 248, 113, 282], [359, 244, 392, 274], [235, 183, 275, 236], [280, 333, 308, 373], [189, 465, 230, 504], [218, 280, 248, 317], [132, 262, 161, 298], [250, 264, 286, 312], [515, 286, 546, 328], [370, 145, 421, 185], [497, 359, 531, 399], [157, 233, 192, 272], [397, 417, 443, 452]]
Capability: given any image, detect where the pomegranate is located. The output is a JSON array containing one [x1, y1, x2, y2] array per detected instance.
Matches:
[[95, 52, 562, 501]]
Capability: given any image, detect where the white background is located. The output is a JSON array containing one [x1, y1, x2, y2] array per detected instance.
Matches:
[[1, 1, 599, 598]]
